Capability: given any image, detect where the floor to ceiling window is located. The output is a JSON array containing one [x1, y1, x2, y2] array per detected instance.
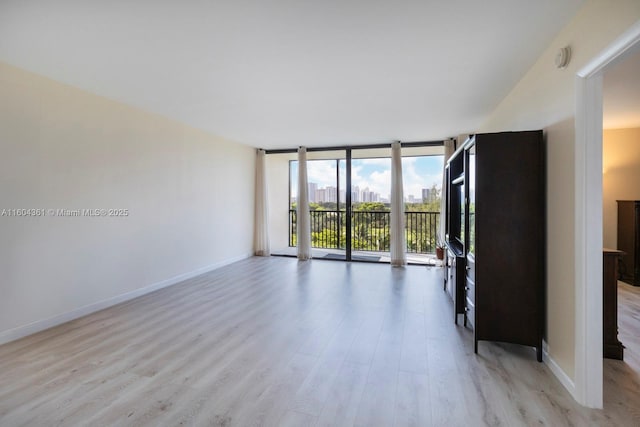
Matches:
[[269, 144, 444, 265]]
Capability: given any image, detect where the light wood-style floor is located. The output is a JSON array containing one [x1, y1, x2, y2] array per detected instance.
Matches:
[[1, 257, 639, 426]]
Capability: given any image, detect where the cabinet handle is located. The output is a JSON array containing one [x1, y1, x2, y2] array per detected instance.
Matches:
[[466, 266, 471, 270], [465, 286, 470, 291]]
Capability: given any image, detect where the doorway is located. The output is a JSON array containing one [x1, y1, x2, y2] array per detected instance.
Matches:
[[575, 20, 640, 408]]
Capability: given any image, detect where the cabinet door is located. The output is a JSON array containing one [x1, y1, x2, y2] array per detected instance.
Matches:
[[446, 251, 456, 301], [635, 203, 640, 283], [465, 143, 476, 328], [618, 201, 640, 285]]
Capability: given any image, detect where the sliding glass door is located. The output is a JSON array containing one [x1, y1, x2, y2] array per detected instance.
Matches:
[[349, 148, 392, 262], [286, 150, 348, 259]]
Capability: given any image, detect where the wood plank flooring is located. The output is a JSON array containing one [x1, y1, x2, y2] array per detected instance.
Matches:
[[0, 256, 639, 426]]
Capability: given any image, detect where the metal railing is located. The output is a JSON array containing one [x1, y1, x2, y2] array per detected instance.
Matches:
[[289, 209, 440, 254]]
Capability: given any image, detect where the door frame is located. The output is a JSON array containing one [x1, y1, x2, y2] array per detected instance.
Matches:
[[574, 19, 640, 408]]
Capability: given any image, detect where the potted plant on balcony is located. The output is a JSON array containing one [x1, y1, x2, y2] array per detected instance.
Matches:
[[435, 233, 445, 260]]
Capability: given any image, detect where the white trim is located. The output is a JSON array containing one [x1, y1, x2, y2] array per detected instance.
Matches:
[[543, 341, 576, 401], [0, 253, 252, 346], [573, 19, 640, 409], [577, 20, 640, 78], [574, 74, 604, 408]]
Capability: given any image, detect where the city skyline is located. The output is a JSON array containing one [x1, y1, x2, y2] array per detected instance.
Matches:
[[294, 183, 436, 205], [290, 155, 443, 204]]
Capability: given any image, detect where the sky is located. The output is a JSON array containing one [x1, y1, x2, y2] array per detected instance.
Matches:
[[290, 155, 444, 201]]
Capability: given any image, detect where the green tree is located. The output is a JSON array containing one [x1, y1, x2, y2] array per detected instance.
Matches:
[[354, 202, 388, 212]]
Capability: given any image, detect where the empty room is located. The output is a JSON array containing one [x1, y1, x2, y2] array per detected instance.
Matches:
[[1, 0, 640, 426]]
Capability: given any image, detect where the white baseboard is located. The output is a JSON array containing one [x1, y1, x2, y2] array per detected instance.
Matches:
[[542, 340, 577, 401], [0, 253, 252, 346]]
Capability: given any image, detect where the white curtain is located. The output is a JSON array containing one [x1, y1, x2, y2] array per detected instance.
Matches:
[[254, 149, 270, 256], [297, 147, 312, 260], [390, 142, 406, 266], [440, 139, 456, 244]]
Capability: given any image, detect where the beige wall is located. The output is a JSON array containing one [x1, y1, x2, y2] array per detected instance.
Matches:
[[603, 127, 640, 248], [0, 62, 255, 342], [480, 0, 640, 382], [266, 153, 295, 251]]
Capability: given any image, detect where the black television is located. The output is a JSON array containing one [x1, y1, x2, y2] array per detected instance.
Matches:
[[447, 174, 465, 253]]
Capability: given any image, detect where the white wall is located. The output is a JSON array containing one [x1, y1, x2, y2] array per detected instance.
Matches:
[[266, 153, 295, 251], [603, 127, 640, 248], [0, 62, 255, 343], [480, 0, 640, 383]]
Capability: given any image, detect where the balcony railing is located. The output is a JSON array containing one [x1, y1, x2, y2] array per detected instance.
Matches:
[[289, 210, 440, 254]]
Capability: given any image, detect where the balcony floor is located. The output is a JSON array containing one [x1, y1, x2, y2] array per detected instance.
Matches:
[[271, 246, 442, 266]]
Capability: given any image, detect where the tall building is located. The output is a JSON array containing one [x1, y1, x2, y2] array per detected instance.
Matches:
[[361, 187, 370, 202], [422, 188, 431, 203], [326, 186, 337, 203], [352, 185, 360, 203], [308, 182, 318, 203], [360, 187, 379, 203]]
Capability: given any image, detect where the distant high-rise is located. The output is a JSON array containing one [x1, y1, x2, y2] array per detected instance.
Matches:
[[362, 187, 371, 202], [422, 188, 431, 203], [352, 186, 360, 203], [361, 187, 378, 203], [308, 182, 318, 203], [326, 186, 337, 203]]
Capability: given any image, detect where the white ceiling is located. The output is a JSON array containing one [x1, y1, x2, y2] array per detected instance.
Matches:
[[604, 48, 640, 130], [0, 0, 585, 149]]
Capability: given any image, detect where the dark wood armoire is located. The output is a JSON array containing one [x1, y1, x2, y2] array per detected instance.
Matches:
[[446, 131, 546, 361], [617, 200, 640, 286]]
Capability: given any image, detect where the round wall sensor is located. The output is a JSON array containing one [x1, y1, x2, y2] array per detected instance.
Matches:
[[555, 46, 571, 69]]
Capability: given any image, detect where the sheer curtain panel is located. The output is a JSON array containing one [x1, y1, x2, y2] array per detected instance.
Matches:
[[390, 142, 407, 266], [254, 149, 270, 256], [297, 147, 312, 260]]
